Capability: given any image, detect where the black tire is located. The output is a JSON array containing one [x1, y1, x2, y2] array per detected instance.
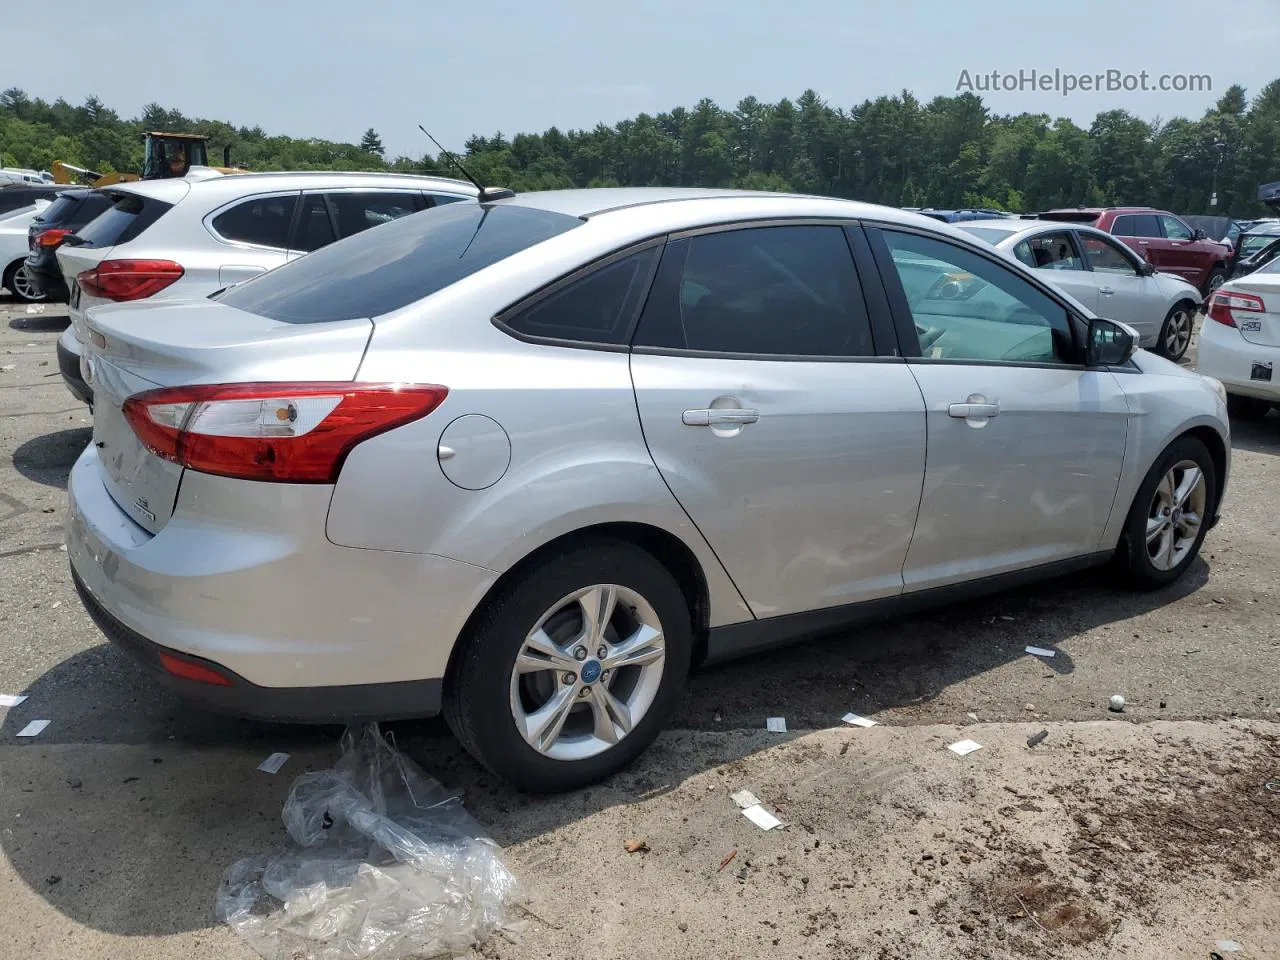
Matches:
[[1155, 302, 1196, 361], [444, 538, 693, 792], [3, 261, 45, 304], [1117, 436, 1217, 589], [1202, 267, 1227, 297], [1227, 394, 1271, 421]]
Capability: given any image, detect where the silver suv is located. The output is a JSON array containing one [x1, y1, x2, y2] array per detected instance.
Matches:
[[55, 172, 478, 402]]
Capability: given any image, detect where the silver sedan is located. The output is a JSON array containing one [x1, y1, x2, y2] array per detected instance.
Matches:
[[958, 218, 1203, 361], [66, 189, 1230, 791]]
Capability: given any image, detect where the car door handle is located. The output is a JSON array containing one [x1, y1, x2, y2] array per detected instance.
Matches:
[[1137, 240, 1149, 245], [948, 400, 1000, 419], [1099, 286, 1115, 296], [683, 408, 760, 426]]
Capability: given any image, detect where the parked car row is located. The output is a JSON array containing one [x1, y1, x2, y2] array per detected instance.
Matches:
[[60, 186, 1231, 791]]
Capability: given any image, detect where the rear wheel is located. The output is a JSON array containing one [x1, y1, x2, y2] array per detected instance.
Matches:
[[1156, 303, 1195, 361], [1203, 267, 1227, 297], [444, 539, 692, 792], [1117, 436, 1216, 589], [3, 261, 46, 304], [1226, 394, 1271, 421]]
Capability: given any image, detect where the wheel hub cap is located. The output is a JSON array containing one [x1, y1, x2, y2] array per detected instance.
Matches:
[[580, 660, 602, 684]]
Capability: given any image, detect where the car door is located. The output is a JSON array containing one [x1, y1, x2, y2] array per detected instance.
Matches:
[[629, 222, 927, 618], [1157, 214, 1201, 284], [1011, 229, 1101, 313], [868, 225, 1130, 591], [1077, 231, 1164, 344], [1113, 213, 1167, 274]]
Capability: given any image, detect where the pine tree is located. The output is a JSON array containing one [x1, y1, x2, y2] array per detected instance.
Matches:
[[360, 128, 384, 156]]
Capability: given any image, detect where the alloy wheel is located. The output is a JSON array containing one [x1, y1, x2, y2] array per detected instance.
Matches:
[[509, 584, 666, 761], [10, 266, 46, 303], [1164, 309, 1192, 359], [1145, 459, 1206, 571]]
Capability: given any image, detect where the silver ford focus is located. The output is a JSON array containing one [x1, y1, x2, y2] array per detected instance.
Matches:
[[66, 188, 1230, 791]]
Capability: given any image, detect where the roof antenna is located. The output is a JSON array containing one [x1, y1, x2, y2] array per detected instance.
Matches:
[[417, 125, 514, 203]]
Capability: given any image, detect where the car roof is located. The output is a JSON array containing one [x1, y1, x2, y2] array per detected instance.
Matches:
[[110, 170, 480, 204], [497, 187, 951, 233], [957, 218, 1120, 246]]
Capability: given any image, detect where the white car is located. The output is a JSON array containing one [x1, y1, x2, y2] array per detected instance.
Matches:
[[958, 219, 1203, 360], [0, 200, 52, 302], [55, 171, 479, 402], [1197, 259, 1280, 419]]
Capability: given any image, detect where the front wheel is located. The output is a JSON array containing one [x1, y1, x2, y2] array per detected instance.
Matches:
[[1117, 436, 1216, 589], [444, 539, 692, 792], [1156, 303, 1195, 362], [1202, 268, 1227, 297]]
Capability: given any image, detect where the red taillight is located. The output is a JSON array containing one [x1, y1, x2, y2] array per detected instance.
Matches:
[[36, 227, 72, 248], [1208, 290, 1266, 327], [77, 259, 184, 302], [122, 382, 448, 483], [159, 651, 234, 686]]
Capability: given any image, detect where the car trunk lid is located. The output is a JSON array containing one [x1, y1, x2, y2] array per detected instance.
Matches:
[[1223, 274, 1280, 347], [84, 299, 373, 533]]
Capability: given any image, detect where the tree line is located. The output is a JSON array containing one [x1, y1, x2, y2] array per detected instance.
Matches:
[[3, 81, 1278, 217]]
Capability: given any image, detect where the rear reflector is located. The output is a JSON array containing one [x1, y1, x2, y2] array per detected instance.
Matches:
[[159, 651, 234, 686], [77, 259, 184, 302], [123, 382, 448, 483], [1208, 290, 1265, 327], [36, 228, 73, 248]]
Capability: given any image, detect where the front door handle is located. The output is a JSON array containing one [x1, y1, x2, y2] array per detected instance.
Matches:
[[948, 398, 1000, 419], [683, 408, 760, 426], [1099, 286, 1115, 296]]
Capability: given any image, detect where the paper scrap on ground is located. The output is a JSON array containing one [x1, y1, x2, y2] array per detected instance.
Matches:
[[842, 712, 878, 728], [17, 720, 50, 738], [765, 717, 787, 733], [947, 739, 983, 756], [26, 304, 46, 314], [1025, 645, 1057, 658], [257, 752, 290, 775], [0, 694, 28, 707], [730, 790, 762, 809], [741, 804, 783, 830], [1216, 941, 1243, 953]]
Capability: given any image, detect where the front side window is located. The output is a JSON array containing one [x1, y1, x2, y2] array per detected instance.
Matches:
[[1081, 235, 1139, 275], [211, 194, 298, 250], [328, 191, 422, 239], [881, 230, 1074, 365], [632, 225, 875, 357], [1160, 215, 1193, 241], [1015, 232, 1084, 272]]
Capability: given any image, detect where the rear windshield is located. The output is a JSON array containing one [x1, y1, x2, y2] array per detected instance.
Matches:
[[74, 193, 174, 249], [217, 202, 582, 324], [33, 192, 111, 229], [33, 194, 82, 226]]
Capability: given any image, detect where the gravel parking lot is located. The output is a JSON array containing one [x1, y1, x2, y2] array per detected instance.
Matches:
[[0, 299, 1277, 959]]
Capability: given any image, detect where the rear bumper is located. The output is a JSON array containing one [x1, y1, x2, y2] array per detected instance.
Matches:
[[1197, 320, 1280, 400], [66, 444, 499, 722], [23, 254, 69, 301], [71, 567, 442, 723], [56, 329, 92, 404]]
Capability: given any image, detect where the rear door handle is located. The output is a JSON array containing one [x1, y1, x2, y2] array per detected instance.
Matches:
[[1099, 286, 1115, 296], [1137, 240, 1150, 245], [948, 400, 1000, 419], [683, 408, 760, 426]]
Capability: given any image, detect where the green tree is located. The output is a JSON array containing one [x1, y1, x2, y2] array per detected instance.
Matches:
[[360, 128, 384, 156]]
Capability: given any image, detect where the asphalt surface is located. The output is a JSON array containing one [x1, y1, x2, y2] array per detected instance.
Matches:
[[0, 298, 1277, 959]]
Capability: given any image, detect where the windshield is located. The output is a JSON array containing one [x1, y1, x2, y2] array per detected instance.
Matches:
[[217, 202, 582, 324], [1240, 232, 1280, 257], [957, 226, 1015, 245]]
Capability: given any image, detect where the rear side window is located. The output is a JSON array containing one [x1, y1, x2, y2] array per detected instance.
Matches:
[[501, 248, 659, 345], [211, 194, 298, 250], [1112, 214, 1160, 238], [217, 202, 582, 323], [73, 193, 174, 249], [327, 191, 422, 239], [632, 225, 874, 357]]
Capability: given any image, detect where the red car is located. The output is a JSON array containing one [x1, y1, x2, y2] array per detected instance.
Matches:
[[1040, 207, 1231, 295]]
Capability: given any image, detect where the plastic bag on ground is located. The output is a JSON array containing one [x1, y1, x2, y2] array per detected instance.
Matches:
[[217, 724, 522, 960]]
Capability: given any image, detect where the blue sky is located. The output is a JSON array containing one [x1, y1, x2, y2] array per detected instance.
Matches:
[[5, 0, 1278, 158]]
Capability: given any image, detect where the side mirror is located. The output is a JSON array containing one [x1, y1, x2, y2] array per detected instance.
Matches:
[[1192, 228, 1207, 241], [1086, 317, 1137, 366], [1140, 260, 1157, 276]]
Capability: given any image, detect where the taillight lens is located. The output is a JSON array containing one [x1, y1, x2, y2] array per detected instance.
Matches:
[[122, 382, 448, 483], [36, 227, 72, 248], [77, 259, 184, 302], [1208, 290, 1265, 327]]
